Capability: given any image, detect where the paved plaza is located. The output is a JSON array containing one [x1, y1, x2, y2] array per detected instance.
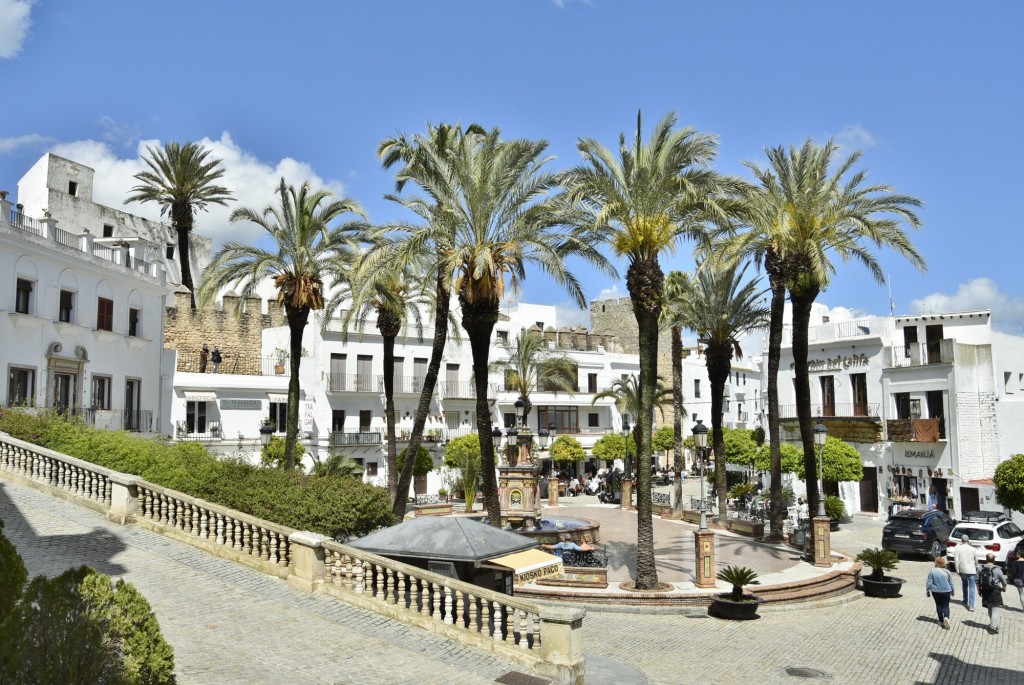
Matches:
[[2, 478, 1022, 685]]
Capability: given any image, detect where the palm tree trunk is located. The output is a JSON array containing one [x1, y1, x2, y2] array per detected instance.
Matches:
[[284, 304, 310, 470], [391, 271, 450, 519], [707, 344, 730, 517], [626, 258, 661, 590], [790, 284, 822, 516], [461, 297, 502, 526], [671, 324, 685, 515], [765, 253, 787, 540], [172, 203, 196, 310], [380, 328, 399, 501]]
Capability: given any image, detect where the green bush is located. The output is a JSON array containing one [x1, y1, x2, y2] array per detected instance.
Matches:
[[549, 435, 584, 466], [856, 547, 899, 581], [397, 446, 434, 477], [260, 435, 306, 469], [824, 495, 846, 522], [0, 409, 394, 539], [0, 519, 27, 624]]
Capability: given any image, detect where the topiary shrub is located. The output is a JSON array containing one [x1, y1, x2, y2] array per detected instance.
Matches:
[[0, 519, 27, 624]]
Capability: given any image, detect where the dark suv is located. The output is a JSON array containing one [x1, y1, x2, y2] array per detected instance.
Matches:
[[882, 509, 957, 558]]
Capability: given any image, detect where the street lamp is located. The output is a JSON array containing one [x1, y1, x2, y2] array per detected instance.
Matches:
[[514, 398, 525, 429], [814, 421, 828, 518], [538, 427, 550, 450], [258, 420, 274, 448], [692, 419, 709, 531], [622, 420, 631, 481], [491, 425, 503, 445]]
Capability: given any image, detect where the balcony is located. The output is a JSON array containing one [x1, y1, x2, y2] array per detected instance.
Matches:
[[886, 340, 955, 368], [178, 352, 287, 376], [887, 417, 945, 442], [736, 411, 749, 423], [329, 431, 382, 447], [386, 376, 427, 395], [441, 381, 478, 399], [779, 403, 879, 420], [327, 373, 383, 393], [174, 420, 222, 442]]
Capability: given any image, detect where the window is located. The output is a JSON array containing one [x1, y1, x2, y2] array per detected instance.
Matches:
[[537, 406, 578, 433], [91, 375, 112, 410], [694, 379, 701, 398], [365, 462, 379, 477], [15, 278, 32, 314], [331, 409, 345, 432], [59, 290, 75, 323], [103, 224, 114, 238], [496, 330, 509, 344], [927, 390, 945, 439], [742, 373, 746, 385], [588, 373, 598, 393], [724, 399, 731, 412], [269, 402, 287, 433], [166, 244, 175, 259], [851, 373, 868, 416], [68, 181, 78, 196], [356, 355, 373, 391], [503, 412, 516, 428], [8, 367, 35, 405], [588, 413, 599, 428], [894, 392, 911, 420], [535, 322, 544, 330], [1005, 372, 1014, 394], [820, 375, 835, 417], [185, 400, 207, 434], [692, 413, 697, 422], [329, 353, 347, 391], [128, 308, 141, 337], [96, 297, 114, 331], [359, 410, 372, 432]]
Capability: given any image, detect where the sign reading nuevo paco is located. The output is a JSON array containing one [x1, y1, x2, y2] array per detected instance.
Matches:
[[792, 353, 869, 373]]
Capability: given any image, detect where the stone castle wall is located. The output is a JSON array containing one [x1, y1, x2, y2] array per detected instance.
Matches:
[[164, 290, 287, 364]]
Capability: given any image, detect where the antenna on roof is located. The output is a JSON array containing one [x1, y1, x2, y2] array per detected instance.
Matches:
[[887, 273, 895, 317]]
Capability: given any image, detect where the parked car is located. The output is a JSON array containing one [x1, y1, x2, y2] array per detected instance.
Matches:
[[945, 511, 1024, 568], [882, 509, 957, 558]]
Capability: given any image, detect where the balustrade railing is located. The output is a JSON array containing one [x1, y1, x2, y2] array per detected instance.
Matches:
[[0, 433, 114, 509], [9, 210, 43, 236], [178, 352, 285, 376], [53, 225, 80, 249], [778, 403, 879, 419], [327, 373, 382, 393]]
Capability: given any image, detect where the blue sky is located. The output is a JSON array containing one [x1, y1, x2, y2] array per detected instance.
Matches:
[[2, 1, 1023, 335]]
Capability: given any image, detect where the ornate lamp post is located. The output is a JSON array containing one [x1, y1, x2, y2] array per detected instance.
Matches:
[[537, 427, 550, 450], [492, 426, 503, 460], [814, 421, 828, 517], [514, 398, 525, 428], [259, 420, 274, 448], [620, 420, 632, 509], [692, 419, 709, 531]]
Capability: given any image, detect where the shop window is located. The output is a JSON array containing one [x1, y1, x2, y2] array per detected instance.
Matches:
[[269, 402, 287, 433], [185, 401, 207, 434]]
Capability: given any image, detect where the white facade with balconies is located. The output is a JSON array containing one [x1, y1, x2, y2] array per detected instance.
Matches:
[[773, 305, 1024, 521]]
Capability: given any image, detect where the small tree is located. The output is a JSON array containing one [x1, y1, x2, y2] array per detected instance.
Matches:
[[720, 427, 759, 469], [550, 435, 585, 471], [397, 446, 434, 478], [592, 433, 635, 466], [994, 453, 1024, 513], [0, 519, 27, 624], [444, 434, 483, 511], [754, 441, 803, 474], [652, 426, 675, 455], [261, 435, 305, 470]]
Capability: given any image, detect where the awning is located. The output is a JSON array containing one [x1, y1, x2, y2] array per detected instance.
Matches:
[[184, 391, 216, 402], [267, 393, 288, 403], [486, 549, 563, 584]]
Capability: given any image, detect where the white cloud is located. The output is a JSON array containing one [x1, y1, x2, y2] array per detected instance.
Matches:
[[833, 123, 876, 150], [824, 305, 869, 323], [910, 278, 1024, 334], [0, 132, 50, 154], [553, 301, 590, 328], [592, 283, 624, 301], [0, 0, 33, 58], [49, 132, 346, 249]]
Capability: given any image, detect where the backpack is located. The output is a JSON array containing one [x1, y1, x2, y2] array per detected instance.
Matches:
[[979, 565, 1000, 591]]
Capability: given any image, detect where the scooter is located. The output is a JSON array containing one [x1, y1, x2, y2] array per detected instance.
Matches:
[[598, 488, 621, 505]]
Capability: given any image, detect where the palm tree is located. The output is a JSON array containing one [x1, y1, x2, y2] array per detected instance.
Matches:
[[592, 374, 673, 477], [670, 262, 769, 515], [125, 142, 233, 309], [489, 329, 577, 428], [328, 247, 430, 501], [747, 138, 924, 515], [558, 111, 744, 589], [376, 122, 474, 519], [661, 270, 690, 514], [198, 179, 368, 469], [387, 125, 610, 526]]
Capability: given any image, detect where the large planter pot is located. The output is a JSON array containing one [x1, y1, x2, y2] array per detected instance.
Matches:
[[709, 594, 763, 620], [861, 576, 905, 598], [830, 520, 840, 532]]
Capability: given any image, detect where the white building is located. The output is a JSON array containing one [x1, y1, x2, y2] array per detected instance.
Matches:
[[1, 186, 172, 429], [773, 305, 1024, 520]]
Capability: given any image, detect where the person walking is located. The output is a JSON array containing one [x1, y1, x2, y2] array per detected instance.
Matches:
[[199, 344, 209, 373], [953, 534, 978, 611], [1005, 549, 1024, 610], [978, 553, 1008, 634], [211, 347, 222, 373], [925, 556, 955, 629]]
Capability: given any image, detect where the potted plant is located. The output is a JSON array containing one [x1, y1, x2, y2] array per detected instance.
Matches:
[[273, 348, 287, 375], [437, 487, 448, 502], [710, 565, 763, 620], [856, 547, 905, 598], [825, 495, 846, 531]]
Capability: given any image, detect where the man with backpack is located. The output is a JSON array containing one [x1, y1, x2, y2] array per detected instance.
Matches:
[[978, 553, 1008, 634]]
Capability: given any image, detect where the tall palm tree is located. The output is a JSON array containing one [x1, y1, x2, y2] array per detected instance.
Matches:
[[327, 247, 430, 501], [670, 262, 769, 515], [748, 138, 923, 515], [376, 122, 474, 519], [661, 270, 690, 514], [126, 141, 233, 309], [198, 179, 368, 469], [489, 329, 577, 428], [387, 125, 610, 526], [591, 374, 673, 427], [558, 111, 744, 589]]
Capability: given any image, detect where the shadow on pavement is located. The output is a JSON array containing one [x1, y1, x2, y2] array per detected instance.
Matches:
[[0, 481, 128, 579], [919, 653, 1019, 685]]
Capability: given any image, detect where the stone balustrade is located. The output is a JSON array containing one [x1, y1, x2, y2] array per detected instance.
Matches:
[[0, 430, 585, 684]]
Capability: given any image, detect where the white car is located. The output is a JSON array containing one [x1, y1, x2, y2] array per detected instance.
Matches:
[[946, 511, 1024, 567]]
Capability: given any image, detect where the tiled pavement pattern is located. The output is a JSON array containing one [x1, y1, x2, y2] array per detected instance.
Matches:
[[4, 476, 1022, 685]]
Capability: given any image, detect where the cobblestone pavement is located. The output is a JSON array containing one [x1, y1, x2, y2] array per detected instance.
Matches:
[[0, 481, 533, 685], [4, 478, 1021, 685]]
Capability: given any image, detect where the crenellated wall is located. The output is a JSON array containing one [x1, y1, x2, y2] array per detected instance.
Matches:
[[164, 290, 287, 365]]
